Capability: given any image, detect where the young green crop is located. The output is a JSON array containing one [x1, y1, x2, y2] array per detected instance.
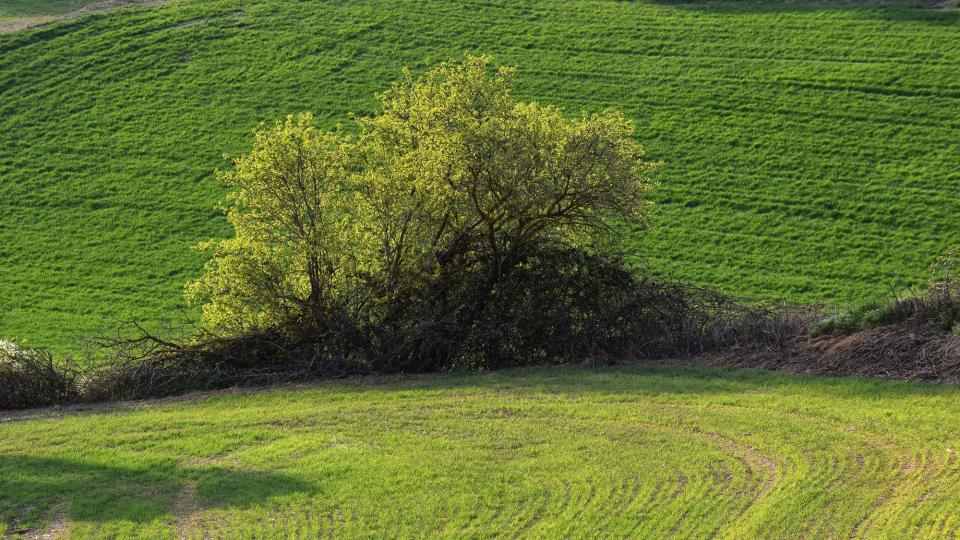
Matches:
[[3, 365, 960, 537], [1, 0, 958, 353]]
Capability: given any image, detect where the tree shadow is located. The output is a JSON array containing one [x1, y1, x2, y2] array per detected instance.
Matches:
[[648, 0, 959, 25], [0, 454, 319, 534]]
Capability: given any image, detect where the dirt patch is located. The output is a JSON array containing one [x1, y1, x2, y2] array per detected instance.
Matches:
[[0, 16, 56, 33], [172, 481, 199, 539], [5, 504, 69, 540], [26, 512, 68, 540], [673, 325, 960, 383], [0, 0, 169, 34]]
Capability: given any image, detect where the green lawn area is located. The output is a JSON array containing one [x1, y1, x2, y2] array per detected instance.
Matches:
[[2, 365, 960, 537], [1, 0, 959, 353]]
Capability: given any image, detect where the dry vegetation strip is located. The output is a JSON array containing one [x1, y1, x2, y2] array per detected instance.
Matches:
[[3, 365, 960, 537]]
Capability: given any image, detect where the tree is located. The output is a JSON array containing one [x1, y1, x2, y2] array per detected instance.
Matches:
[[189, 56, 659, 339], [357, 55, 658, 287], [186, 114, 356, 332]]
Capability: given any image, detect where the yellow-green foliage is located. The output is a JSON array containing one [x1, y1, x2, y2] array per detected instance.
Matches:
[[186, 115, 357, 332], [190, 56, 658, 333], [357, 56, 657, 287]]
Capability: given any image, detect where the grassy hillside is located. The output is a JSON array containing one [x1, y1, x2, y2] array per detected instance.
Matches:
[[3, 365, 960, 537], [1, 0, 959, 353]]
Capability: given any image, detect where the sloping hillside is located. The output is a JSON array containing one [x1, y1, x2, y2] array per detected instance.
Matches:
[[1, 0, 958, 352]]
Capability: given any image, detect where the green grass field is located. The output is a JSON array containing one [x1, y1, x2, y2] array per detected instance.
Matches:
[[1, 0, 959, 353], [3, 365, 960, 537]]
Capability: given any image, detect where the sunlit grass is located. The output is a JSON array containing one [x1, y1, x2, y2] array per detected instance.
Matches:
[[3, 365, 960, 537]]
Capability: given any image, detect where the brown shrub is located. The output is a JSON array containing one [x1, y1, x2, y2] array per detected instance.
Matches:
[[0, 345, 79, 410]]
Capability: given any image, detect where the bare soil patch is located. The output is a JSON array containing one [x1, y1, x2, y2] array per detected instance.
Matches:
[[5, 504, 68, 540], [172, 482, 198, 539], [0, 16, 54, 33], [26, 512, 68, 540]]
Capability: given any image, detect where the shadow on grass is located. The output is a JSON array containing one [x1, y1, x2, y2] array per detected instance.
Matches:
[[649, 0, 959, 25], [0, 455, 318, 531]]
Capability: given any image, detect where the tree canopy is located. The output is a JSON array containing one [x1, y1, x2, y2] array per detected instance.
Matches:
[[189, 55, 659, 336]]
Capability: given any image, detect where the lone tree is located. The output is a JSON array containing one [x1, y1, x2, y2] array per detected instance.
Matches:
[[189, 55, 659, 353]]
